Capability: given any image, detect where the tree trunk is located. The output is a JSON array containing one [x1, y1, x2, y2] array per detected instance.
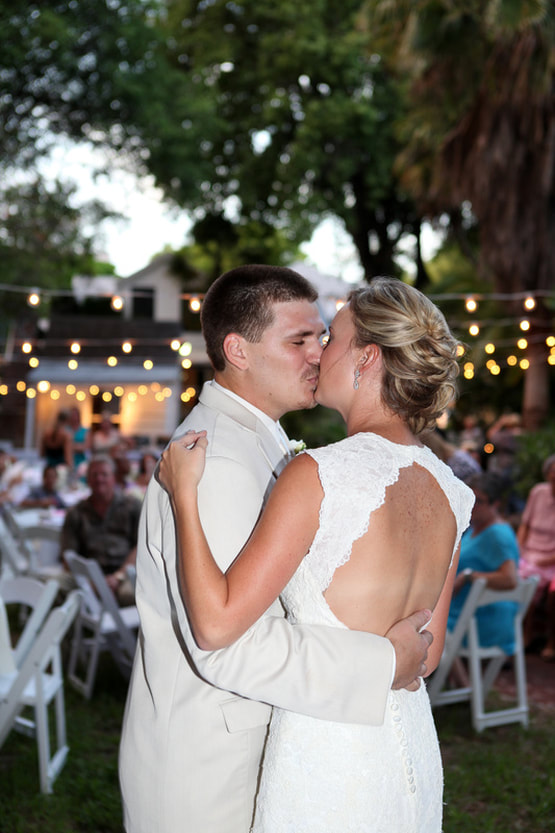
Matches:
[[521, 303, 553, 430]]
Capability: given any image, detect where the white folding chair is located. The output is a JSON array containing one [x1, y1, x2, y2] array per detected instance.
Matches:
[[428, 576, 539, 731], [0, 514, 30, 578], [0, 590, 81, 793], [17, 524, 72, 586], [0, 576, 60, 667], [64, 552, 139, 699]]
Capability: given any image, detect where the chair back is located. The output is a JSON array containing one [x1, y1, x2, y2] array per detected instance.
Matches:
[[64, 552, 136, 655], [428, 575, 540, 731], [0, 576, 60, 666], [0, 515, 29, 577], [0, 590, 81, 749]]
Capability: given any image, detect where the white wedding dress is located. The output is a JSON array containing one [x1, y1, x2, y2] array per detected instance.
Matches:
[[251, 433, 474, 833]]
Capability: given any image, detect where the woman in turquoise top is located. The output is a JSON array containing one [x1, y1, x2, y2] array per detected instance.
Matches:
[[68, 406, 88, 470], [448, 472, 519, 654]]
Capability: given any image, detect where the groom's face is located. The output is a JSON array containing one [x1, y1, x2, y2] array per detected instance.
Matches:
[[242, 300, 326, 420]]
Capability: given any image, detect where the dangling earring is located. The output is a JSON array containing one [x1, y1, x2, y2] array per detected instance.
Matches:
[[353, 369, 361, 390]]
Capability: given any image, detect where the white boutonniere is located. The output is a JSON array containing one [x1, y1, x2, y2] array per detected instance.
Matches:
[[288, 439, 307, 455]]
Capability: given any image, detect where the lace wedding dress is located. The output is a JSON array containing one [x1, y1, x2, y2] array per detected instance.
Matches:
[[251, 433, 474, 833]]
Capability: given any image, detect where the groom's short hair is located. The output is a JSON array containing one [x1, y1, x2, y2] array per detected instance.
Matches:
[[201, 264, 318, 371]]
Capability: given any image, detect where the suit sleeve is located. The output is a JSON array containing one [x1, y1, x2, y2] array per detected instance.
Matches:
[[162, 456, 394, 727]]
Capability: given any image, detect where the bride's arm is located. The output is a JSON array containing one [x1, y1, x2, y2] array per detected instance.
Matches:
[[422, 545, 461, 676], [159, 432, 321, 649]]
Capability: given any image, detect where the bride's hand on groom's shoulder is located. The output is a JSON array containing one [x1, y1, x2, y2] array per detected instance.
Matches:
[[158, 430, 208, 496]]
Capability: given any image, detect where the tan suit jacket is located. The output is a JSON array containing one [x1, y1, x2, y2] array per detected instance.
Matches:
[[119, 383, 394, 833]]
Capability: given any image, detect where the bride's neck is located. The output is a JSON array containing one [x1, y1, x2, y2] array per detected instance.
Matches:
[[347, 407, 415, 446]]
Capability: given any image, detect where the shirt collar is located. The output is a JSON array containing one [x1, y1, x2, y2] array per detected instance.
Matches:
[[210, 380, 290, 455]]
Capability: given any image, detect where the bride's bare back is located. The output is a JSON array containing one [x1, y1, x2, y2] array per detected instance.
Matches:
[[324, 462, 458, 636]]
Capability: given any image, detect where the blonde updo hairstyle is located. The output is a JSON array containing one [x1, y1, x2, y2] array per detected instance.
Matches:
[[348, 277, 461, 434]]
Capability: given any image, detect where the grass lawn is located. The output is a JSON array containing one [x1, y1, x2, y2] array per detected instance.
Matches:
[[0, 655, 553, 832]]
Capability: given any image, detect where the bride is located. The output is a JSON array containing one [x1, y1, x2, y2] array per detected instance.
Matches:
[[159, 277, 474, 833]]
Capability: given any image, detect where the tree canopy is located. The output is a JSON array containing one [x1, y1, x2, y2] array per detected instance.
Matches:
[[365, 0, 555, 427], [0, 178, 116, 325], [1, 1, 553, 424]]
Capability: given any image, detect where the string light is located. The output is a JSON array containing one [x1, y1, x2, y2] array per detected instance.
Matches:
[[27, 291, 40, 307], [2, 286, 552, 401]]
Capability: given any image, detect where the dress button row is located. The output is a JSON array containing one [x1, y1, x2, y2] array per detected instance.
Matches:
[[390, 697, 417, 796]]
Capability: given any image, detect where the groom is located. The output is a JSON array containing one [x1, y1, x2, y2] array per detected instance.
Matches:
[[119, 264, 433, 833]]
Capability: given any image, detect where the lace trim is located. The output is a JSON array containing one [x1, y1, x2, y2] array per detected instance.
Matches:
[[303, 433, 474, 593]]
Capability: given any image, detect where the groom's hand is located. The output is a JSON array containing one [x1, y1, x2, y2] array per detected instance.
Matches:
[[386, 609, 433, 691]]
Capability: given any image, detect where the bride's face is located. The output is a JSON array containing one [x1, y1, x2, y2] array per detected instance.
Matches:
[[315, 304, 358, 412]]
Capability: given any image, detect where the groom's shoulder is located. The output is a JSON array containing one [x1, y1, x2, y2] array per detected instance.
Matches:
[[173, 400, 259, 463]]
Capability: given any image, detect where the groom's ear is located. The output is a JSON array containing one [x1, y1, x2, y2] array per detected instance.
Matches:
[[223, 333, 249, 370]]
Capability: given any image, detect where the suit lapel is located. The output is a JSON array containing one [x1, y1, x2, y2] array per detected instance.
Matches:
[[199, 383, 289, 481]]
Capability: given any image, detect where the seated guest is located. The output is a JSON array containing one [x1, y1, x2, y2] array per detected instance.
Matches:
[[86, 411, 122, 455], [125, 449, 159, 501], [110, 442, 133, 492], [517, 453, 555, 661], [19, 464, 66, 509], [60, 455, 141, 605], [422, 428, 483, 485], [0, 448, 26, 505], [447, 472, 519, 661]]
